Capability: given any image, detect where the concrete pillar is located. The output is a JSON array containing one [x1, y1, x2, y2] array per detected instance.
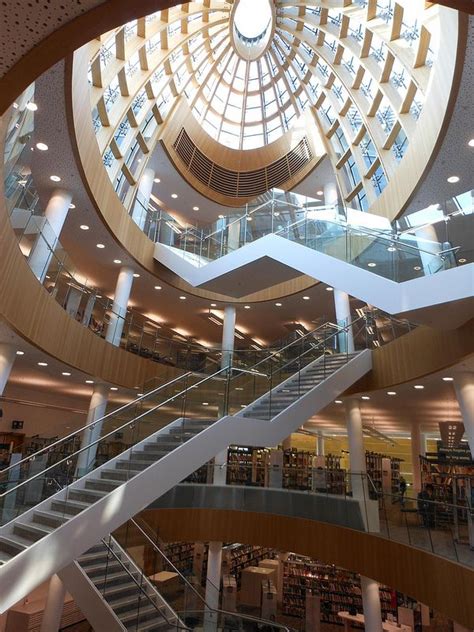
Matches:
[[360, 576, 383, 632], [227, 219, 241, 252], [204, 541, 223, 630], [132, 167, 155, 230], [411, 424, 422, 495], [28, 189, 73, 283], [40, 574, 66, 632], [415, 224, 441, 275], [334, 289, 355, 353], [105, 266, 134, 346], [345, 398, 367, 500], [0, 343, 16, 396], [75, 384, 109, 477], [221, 305, 236, 370], [454, 372, 474, 458], [317, 432, 325, 457]]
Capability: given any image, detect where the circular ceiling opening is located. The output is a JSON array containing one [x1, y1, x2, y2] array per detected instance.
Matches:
[[231, 0, 274, 60]]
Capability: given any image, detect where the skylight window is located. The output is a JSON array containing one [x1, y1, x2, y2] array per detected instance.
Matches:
[[234, 0, 272, 40]]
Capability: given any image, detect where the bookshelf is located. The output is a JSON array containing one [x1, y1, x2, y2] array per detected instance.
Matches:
[[282, 554, 396, 625], [365, 451, 403, 499]]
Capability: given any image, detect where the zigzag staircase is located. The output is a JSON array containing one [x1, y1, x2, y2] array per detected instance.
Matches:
[[0, 324, 372, 613]]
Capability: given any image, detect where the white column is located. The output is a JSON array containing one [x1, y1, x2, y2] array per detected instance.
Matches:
[[204, 541, 223, 630], [132, 168, 155, 230], [221, 305, 236, 370], [0, 343, 16, 396], [334, 289, 355, 353], [411, 424, 422, 495], [345, 398, 367, 501], [40, 574, 66, 632], [75, 384, 109, 477], [415, 224, 440, 275], [323, 182, 338, 208], [105, 266, 134, 346], [28, 189, 73, 283], [361, 576, 383, 632], [454, 372, 474, 458], [317, 432, 325, 457]]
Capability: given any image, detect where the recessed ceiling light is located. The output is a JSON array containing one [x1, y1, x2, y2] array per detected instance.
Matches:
[[387, 246, 396, 252], [137, 393, 144, 397], [387, 391, 397, 396], [447, 176, 460, 183], [37, 362, 48, 367], [244, 305, 251, 309], [335, 400, 343, 404], [414, 384, 424, 390], [193, 206, 199, 211], [367, 262, 377, 267], [317, 190, 323, 195], [96, 243, 105, 249], [16, 350, 24, 356], [210, 303, 217, 307], [26, 102, 38, 111], [110, 387, 118, 391], [85, 380, 94, 384], [459, 258, 467, 263], [218, 214, 224, 219], [68, 203, 75, 209], [171, 193, 178, 199], [326, 287, 333, 291], [302, 296, 310, 300], [50, 175, 61, 182], [80, 225, 89, 230], [468, 139, 474, 148], [275, 302, 282, 307], [62, 371, 71, 376], [442, 377, 454, 382], [154, 285, 162, 290], [36, 142, 48, 151], [133, 273, 140, 278], [413, 266, 421, 271], [179, 295, 186, 300], [153, 178, 161, 183], [113, 259, 122, 264], [361, 395, 370, 400], [247, 216, 253, 221], [13, 102, 18, 109], [202, 402, 209, 406]]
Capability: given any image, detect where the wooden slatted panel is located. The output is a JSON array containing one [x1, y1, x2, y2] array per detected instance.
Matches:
[[173, 129, 313, 198]]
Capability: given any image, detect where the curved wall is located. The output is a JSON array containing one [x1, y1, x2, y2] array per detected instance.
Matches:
[[143, 506, 474, 628]]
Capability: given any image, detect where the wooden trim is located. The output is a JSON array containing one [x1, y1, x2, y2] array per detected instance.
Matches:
[[142, 507, 474, 628]]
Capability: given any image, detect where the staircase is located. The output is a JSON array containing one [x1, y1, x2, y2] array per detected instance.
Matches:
[[0, 341, 372, 613], [59, 537, 185, 632]]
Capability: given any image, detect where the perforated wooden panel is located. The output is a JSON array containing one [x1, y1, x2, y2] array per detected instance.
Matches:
[[173, 128, 313, 198]]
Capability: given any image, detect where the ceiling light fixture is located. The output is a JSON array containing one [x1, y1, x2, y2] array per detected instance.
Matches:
[[367, 262, 377, 267], [244, 305, 251, 309], [80, 225, 89, 230], [302, 296, 310, 300], [326, 287, 333, 292], [110, 387, 118, 391], [37, 362, 48, 367], [317, 190, 323, 196], [361, 395, 370, 400], [69, 203, 75, 209], [153, 178, 161, 183], [442, 377, 454, 382], [247, 216, 253, 221], [193, 206, 199, 211], [96, 243, 105, 249], [62, 372, 71, 376], [26, 102, 38, 111], [387, 391, 397, 396], [179, 295, 186, 300], [202, 402, 209, 406], [459, 258, 467, 263], [447, 176, 460, 183], [468, 139, 474, 148], [218, 214, 224, 219], [210, 303, 217, 307], [275, 302, 282, 307], [413, 266, 421, 271], [133, 273, 140, 278], [16, 350, 24, 356], [85, 379, 94, 384], [36, 142, 48, 151], [113, 259, 122, 264], [154, 285, 162, 290], [387, 246, 397, 252], [171, 193, 178, 199], [335, 400, 343, 404], [50, 175, 61, 182], [414, 384, 424, 390]]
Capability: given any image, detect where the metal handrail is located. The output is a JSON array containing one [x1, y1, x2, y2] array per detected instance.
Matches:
[[128, 519, 292, 631], [0, 372, 192, 480], [100, 535, 190, 631]]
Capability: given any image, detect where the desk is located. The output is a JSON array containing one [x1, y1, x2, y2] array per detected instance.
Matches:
[[338, 611, 411, 632]]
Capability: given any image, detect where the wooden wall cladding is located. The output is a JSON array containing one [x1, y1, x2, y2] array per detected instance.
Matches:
[[173, 128, 313, 199], [143, 507, 474, 629]]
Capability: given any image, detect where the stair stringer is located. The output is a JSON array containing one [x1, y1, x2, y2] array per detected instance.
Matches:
[[58, 562, 126, 632], [0, 350, 371, 613]]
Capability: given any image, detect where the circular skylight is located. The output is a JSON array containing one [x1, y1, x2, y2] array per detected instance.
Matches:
[[234, 0, 271, 40]]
